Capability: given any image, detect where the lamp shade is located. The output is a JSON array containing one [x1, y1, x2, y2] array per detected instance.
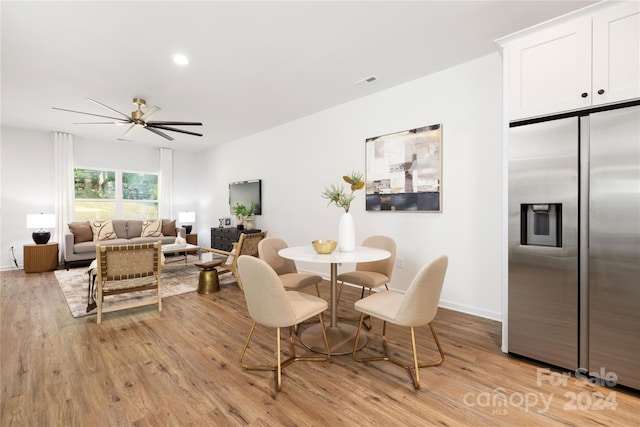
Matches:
[[26, 213, 56, 229], [26, 213, 56, 244], [178, 211, 196, 223]]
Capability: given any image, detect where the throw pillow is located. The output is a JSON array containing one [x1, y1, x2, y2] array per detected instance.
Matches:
[[90, 220, 117, 241], [162, 219, 177, 237], [141, 219, 163, 237], [68, 221, 92, 243], [226, 248, 237, 265]]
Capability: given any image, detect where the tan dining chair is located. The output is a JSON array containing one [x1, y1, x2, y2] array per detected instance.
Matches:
[[258, 237, 323, 296], [95, 242, 162, 324], [203, 230, 268, 290], [336, 235, 396, 327], [352, 255, 448, 390], [236, 255, 331, 392]]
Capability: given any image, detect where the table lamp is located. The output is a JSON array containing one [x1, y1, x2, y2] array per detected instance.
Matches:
[[26, 213, 56, 244], [178, 211, 196, 234]]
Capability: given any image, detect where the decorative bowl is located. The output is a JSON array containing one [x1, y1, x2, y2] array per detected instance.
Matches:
[[312, 239, 337, 254]]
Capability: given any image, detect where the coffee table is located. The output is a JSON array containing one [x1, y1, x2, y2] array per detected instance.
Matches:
[[161, 243, 201, 264]]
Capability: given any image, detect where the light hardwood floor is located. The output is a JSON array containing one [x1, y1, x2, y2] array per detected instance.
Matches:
[[1, 268, 638, 426]]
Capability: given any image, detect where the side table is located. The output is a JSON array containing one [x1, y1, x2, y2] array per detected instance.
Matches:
[[24, 243, 59, 273], [186, 234, 198, 245], [195, 259, 224, 294]]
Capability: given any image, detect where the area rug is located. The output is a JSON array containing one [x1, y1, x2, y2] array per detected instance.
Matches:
[[54, 258, 236, 318]]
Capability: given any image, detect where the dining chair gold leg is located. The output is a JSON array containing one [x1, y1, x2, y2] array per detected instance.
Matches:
[[410, 326, 420, 390], [239, 321, 258, 369], [352, 317, 445, 390], [353, 314, 387, 362], [413, 323, 445, 368], [240, 323, 296, 371], [295, 314, 331, 361], [276, 326, 282, 391], [336, 280, 345, 306], [241, 319, 329, 392]]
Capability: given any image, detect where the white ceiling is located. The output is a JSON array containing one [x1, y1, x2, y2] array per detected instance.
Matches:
[[1, 1, 597, 151]]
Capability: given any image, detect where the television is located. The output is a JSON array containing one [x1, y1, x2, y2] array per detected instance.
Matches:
[[229, 179, 262, 215]]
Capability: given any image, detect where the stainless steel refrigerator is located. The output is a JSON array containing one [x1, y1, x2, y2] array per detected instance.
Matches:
[[508, 104, 640, 390]]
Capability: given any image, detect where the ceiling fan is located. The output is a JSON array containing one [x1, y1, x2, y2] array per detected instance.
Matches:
[[52, 97, 203, 141]]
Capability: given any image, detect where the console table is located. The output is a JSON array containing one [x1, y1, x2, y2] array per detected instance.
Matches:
[[210, 228, 262, 251]]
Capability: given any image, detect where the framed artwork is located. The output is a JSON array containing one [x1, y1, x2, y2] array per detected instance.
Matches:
[[365, 123, 442, 212]]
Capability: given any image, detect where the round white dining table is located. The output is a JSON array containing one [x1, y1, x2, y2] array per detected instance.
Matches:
[[279, 245, 391, 355]]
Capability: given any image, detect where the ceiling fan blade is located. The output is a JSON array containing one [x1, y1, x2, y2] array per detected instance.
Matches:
[[52, 107, 127, 122], [147, 121, 203, 126], [145, 126, 174, 141], [73, 122, 125, 125], [141, 106, 161, 122], [122, 124, 136, 138], [87, 98, 132, 120], [147, 124, 203, 137]]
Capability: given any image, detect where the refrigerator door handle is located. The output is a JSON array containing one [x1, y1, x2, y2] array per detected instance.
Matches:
[[578, 116, 590, 373]]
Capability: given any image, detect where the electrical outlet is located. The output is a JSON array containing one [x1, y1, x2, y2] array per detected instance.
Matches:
[[396, 257, 404, 269]]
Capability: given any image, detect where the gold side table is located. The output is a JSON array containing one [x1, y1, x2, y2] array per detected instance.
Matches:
[[195, 259, 223, 294], [24, 243, 58, 273]]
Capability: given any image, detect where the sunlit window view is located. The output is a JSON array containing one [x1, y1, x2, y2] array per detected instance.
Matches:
[[74, 168, 158, 220]]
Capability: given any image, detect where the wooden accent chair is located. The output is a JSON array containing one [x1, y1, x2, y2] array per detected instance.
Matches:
[[95, 242, 162, 324], [203, 231, 267, 290], [236, 255, 330, 392], [352, 255, 448, 390], [258, 237, 323, 296]]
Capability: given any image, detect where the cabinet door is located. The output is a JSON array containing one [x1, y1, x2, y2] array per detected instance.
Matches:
[[592, 2, 640, 106], [508, 18, 591, 120]]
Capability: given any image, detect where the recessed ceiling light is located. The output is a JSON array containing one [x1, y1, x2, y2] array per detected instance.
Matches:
[[173, 54, 189, 66]]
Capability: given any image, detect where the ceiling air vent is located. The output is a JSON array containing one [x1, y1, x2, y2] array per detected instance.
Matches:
[[354, 75, 379, 86]]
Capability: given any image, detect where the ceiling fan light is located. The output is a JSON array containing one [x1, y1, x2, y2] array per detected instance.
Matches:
[[173, 54, 189, 66]]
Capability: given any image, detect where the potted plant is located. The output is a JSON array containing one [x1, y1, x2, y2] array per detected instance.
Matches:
[[233, 203, 248, 229], [244, 203, 256, 230], [233, 202, 255, 230]]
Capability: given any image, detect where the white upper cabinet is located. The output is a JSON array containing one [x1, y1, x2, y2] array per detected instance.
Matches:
[[504, 2, 640, 121], [592, 3, 640, 106]]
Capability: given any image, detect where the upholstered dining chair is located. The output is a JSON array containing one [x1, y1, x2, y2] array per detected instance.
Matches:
[[352, 255, 448, 390], [95, 242, 162, 324], [236, 255, 331, 392], [336, 235, 396, 327], [258, 237, 323, 296], [203, 231, 268, 291]]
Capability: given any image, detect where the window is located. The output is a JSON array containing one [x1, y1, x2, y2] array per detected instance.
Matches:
[[74, 168, 158, 221]]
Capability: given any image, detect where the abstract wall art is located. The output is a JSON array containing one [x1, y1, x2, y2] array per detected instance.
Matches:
[[365, 123, 442, 212]]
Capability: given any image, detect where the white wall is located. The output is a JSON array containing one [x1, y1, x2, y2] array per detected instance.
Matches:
[[199, 52, 504, 320], [0, 127, 57, 269], [1, 52, 504, 320], [0, 128, 200, 269]]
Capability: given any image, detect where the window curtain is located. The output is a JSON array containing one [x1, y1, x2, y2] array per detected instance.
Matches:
[[53, 132, 74, 263], [159, 147, 173, 219]]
